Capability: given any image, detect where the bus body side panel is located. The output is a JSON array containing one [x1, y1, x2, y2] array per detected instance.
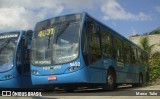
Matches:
[[87, 57, 141, 84], [0, 31, 24, 88], [139, 64, 146, 82], [116, 65, 135, 84], [116, 63, 146, 84], [87, 58, 110, 84], [88, 67, 105, 84], [85, 13, 148, 85]]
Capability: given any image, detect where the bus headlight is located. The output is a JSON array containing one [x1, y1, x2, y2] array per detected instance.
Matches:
[[5, 75, 13, 80], [69, 67, 73, 71], [32, 70, 39, 75], [68, 66, 80, 72]]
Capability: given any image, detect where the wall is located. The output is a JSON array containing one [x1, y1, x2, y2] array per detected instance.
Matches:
[[128, 34, 160, 55]]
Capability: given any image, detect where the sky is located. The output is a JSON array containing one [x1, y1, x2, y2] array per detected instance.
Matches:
[[0, 0, 160, 37]]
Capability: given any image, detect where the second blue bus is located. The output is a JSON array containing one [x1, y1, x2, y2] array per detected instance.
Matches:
[[0, 30, 33, 89]]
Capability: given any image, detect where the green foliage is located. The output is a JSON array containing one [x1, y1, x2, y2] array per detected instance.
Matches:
[[139, 36, 160, 83], [149, 56, 160, 81], [140, 37, 155, 57], [149, 28, 160, 35], [133, 27, 160, 36]]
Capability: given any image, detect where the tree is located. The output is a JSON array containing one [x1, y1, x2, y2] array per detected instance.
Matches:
[[140, 37, 160, 82], [140, 37, 155, 57]]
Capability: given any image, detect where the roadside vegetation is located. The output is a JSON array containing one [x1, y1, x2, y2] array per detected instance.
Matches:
[[140, 37, 160, 85]]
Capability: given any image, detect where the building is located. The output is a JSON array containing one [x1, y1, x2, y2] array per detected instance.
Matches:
[[129, 34, 160, 55]]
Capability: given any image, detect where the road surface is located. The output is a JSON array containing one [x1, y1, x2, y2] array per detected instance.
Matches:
[[0, 85, 160, 99]]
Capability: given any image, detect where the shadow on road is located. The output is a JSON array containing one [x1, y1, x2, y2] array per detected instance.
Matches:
[[55, 85, 135, 93], [42, 85, 146, 96], [31, 97, 58, 99]]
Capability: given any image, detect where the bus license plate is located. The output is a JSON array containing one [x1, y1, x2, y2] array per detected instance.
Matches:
[[48, 76, 57, 80]]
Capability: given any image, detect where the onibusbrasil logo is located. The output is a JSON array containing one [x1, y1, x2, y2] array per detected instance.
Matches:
[[2, 91, 42, 97]]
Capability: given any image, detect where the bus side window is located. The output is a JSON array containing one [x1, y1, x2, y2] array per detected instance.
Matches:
[[82, 20, 89, 66], [87, 18, 101, 64], [130, 47, 136, 64], [114, 37, 124, 66], [101, 27, 113, 58], [123, 42, 130, 64]]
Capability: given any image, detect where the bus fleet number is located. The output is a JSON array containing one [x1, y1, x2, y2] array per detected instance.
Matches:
[[70, 62, 80, 67]]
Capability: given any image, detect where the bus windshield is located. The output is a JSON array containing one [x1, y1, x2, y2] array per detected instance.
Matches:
[[0, 32, 19, 72], [31, 14, 82, 66]]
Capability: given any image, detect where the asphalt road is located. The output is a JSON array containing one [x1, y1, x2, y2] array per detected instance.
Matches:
[[0, 85, 160, 99]]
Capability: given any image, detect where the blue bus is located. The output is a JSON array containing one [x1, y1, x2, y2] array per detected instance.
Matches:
[[0, 30, 33, 89], [31, 13, 149, 91]]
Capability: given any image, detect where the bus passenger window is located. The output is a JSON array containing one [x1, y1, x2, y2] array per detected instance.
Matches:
[[130, 47, 136, 64], [87, 18, 101, 64], [114, 37, 124, 66], [123, 42, 130, 64], [101, 27, 113, 58]]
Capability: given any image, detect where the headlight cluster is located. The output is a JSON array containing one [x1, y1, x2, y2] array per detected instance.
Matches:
[[68, 66, 80, 71], [32, 70, 39, 75], [5, 75, 13, 80]]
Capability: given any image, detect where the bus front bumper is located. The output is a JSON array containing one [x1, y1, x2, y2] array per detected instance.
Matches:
[[0, 77, 21, 88], [31, 68, 89, 85]]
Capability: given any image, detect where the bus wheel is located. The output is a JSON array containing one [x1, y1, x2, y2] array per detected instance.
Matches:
[[103, 70, 115, 91]]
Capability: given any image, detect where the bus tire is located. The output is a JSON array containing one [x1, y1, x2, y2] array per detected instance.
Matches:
[[103, 70, 115, 91]]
